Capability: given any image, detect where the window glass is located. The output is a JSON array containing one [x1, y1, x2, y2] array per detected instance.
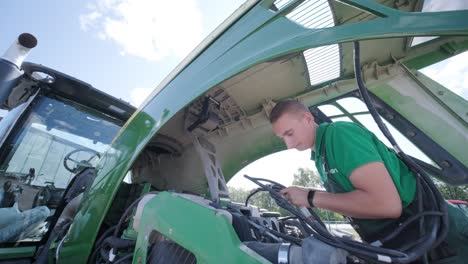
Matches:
[[331, 116, 352, 123], [411, 0, 468, 46], [318, 104, 342, 116], [420, 50, 468, 101], [0, 96, 122, 244], [274, 0, 340, 85], [336, 97, 368, 113], [419, 0, 468, 13], [353, 114, 435, 165]]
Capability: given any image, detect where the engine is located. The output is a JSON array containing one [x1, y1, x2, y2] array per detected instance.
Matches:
[[89, 191, 348, 264], [133, 193, 347, 263]]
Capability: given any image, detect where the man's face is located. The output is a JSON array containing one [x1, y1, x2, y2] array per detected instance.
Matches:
[[272, 112, 315, 151]]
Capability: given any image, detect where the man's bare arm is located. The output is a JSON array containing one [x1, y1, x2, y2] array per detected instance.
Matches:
[[313, 162, 402, 219]]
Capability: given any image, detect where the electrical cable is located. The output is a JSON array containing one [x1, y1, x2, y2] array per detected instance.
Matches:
[[90, 191, 158, 263], [113, 253, 134, 264], [245, 188, 266, 207], [114, 191, 159, 237], [89, 226, 117, 263], [379, 211, 443, 244], [244, 158, 445, 263], [242, 41, 445, 264]]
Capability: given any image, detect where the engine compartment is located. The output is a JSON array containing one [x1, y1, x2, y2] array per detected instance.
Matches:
[[92, 184, 350, 264]]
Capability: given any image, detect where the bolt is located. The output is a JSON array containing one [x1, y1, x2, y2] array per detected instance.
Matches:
[[145, 120, 151, 127], [437, 91, 444, 96], [406, 131, 416, 137], [441, 161, 451, 168]]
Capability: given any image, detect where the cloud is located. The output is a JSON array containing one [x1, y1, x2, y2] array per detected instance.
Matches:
[[423, 0, 468, 12], [130, 87, 153, 107], [80, 0, 203, 61], [80, 10, 102, 31], [420, 51, 468, 100]]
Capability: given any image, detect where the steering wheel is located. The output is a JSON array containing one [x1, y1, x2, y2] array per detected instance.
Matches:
[[63, 149, 101, 173]]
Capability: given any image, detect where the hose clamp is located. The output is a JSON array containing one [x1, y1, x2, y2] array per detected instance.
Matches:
[[278, 243, 291, 264]]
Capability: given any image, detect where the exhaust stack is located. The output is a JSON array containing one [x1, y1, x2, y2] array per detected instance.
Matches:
[[0, 33, 37, 108], [2, 33, 37, 68]]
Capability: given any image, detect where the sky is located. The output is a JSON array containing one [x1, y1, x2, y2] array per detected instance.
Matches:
[[0, 0, 245, 106], [1, 0, 467, 191]]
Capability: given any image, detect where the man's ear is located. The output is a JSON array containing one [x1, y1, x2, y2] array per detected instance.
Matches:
[[303, 111, 314, 124]]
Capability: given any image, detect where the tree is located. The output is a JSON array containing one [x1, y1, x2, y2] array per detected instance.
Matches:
[[292, 167, 321, 187], [292, 167, 344, 221], [433, 179, 468, 201], [228, 186, 250, 204], [228, 186, 289, 215]]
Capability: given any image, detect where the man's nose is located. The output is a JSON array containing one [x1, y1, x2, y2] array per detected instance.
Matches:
[[284, 139, 295, 149]]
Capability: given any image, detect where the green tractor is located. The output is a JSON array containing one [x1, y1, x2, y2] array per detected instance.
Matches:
[[0, 0, 467, 263]]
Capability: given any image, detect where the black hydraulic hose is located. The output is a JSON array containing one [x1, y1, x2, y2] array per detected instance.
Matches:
[[417, 178, 425, 236], [243, 176, 410, 258], [114, 197, 144, 237], [242, 41, 450, 263], [283, 218, 308, 238], [246, 177, 286, 188], [417, 175, 449, 249], [113, 253, 134, 264], [96, 226, 117, 248], [419, 173, 448, 248], [89, 226, 117, 263], [380, 211, 443, 244], [245, 184, 284, 207], [34, 219, 72, 264], [114, 191, 159, 237], [244, 175, 329, 236], [416, 179, 429, 264], [400, 236, 428, 252], [91, 192, 158, 263], [352, 43, 397, 149], [353, 41, 447, 262], [256, 177, 328, 230], [245, 188, 262, 206], [267, 228, 303, 245], [102, 236, 136, 249], [242, 175, 449, 262]]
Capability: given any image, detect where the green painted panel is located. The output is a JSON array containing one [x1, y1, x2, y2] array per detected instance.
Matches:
[[0, 247, 35, 259], [133, 192, 269, 264], [58, 1, 468, 262], [404, 40, 468, 69], [373, 83, 467, 165]]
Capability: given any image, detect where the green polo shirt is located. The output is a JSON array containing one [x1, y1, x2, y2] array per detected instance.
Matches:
[[311, 122, 468, 261], [311, 121, 416, 209]]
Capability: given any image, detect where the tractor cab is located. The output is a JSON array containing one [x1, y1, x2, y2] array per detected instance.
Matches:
[[0, 34, 135, 251], [0, 1, 467, 263]]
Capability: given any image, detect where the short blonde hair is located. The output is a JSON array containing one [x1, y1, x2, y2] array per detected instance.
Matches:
[[269, 99, 309, 123]]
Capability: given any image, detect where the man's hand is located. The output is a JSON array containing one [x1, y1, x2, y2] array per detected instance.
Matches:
[[313, 162, 403, 219], [279, 186, 315, 208]]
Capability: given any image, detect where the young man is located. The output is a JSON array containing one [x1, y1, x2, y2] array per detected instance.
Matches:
[[270, 99, 466, 263]]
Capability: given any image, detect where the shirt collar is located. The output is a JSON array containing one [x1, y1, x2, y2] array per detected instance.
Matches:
[[311, 122, 330, 161]]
